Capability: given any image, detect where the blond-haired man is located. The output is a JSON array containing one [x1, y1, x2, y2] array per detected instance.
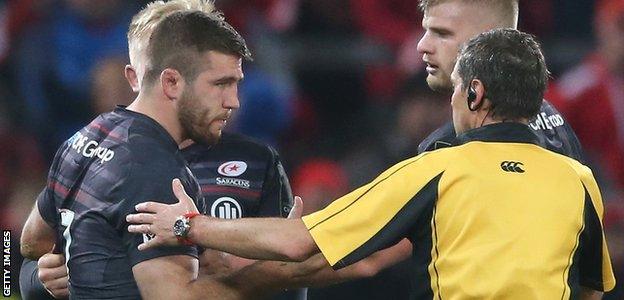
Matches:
[[416, 0, 583, 161]]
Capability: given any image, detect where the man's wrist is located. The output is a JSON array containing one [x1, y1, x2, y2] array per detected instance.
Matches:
[[175, 212, 201, 245], [187, 215, 206, 246]]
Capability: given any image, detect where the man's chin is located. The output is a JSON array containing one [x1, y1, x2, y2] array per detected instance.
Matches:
[[426, 75, 453, 94], [189, 132, 220, 146]]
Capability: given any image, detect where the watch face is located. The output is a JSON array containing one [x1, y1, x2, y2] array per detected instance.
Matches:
[[173, 218, 187, 237]]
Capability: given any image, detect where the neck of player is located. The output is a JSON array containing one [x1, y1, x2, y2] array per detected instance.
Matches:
[[127, 90, 186, 145]]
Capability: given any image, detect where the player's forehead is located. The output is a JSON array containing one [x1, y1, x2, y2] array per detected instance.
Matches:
[[197, 51, 244, 79], [422, 1, 494, 32]]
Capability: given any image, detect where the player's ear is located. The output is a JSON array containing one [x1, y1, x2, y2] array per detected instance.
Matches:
[[160, 68, 185, 101], [469, 79, 487, 111], [124, 65, 140, 93]]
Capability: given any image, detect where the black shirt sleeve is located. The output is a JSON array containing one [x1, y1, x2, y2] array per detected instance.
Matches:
[[417, 122, 457, 154], [36, 187, 58, 230], [105, 157, 202, 266], [258, 147, 293, 218], [36, 145, 69, 229], [19, 259, 56, 300]]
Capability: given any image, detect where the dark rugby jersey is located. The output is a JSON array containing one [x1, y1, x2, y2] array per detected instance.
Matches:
[[418, 100, 585, 162], [182, 133, 304, 300], [36, 106, 203, 300], [182, 132, 293, 219]]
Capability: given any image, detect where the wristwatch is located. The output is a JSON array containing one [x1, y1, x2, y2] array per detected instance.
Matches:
[[173, 212, 200, 245]]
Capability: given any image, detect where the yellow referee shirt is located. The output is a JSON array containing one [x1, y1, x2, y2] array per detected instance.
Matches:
[[302, 123, 615, 299]]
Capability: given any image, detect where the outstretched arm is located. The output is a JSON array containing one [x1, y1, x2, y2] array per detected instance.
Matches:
[[294, 238, 413, 287], [197, 197, 305, 275], [222, 238, 412, 292], [187, 214, 317, 261], [128, 180, 318, 261]]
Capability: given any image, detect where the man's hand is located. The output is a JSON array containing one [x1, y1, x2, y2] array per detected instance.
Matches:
[[127, 178, 199, 250], [38, 253, 69, 299]]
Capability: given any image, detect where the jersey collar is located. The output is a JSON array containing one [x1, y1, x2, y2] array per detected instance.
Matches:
[[455, 122, 541, 146]]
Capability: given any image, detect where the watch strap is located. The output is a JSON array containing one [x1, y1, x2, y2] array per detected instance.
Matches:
[[184, 212, 200, 219], [177, 212, 201, 246]]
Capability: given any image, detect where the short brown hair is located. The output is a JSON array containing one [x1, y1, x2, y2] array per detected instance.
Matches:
[[144, 10, 252, 85], [419, 0, 518, 28]]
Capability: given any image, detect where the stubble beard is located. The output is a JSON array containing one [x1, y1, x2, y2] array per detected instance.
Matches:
[[178, 89, 220, 146]]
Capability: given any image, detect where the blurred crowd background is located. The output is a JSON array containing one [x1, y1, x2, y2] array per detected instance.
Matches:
[[0, 0, 622, 298]]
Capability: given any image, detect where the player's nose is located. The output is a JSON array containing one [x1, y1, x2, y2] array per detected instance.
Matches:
[[224, 86, 240, 110], [417, 32, 433, 54]]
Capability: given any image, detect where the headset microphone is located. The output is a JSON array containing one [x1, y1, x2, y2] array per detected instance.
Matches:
[[467, 87, 478, 111]]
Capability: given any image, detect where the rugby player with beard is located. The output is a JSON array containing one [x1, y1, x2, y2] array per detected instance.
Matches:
[[21, 1, 593, 299], [17, 9, 280, 300], [19, 2, 299, 299]]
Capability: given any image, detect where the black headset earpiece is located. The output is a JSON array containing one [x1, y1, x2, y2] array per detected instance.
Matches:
[[467, 87, 478, 111], [467, 87, 476, 101]]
